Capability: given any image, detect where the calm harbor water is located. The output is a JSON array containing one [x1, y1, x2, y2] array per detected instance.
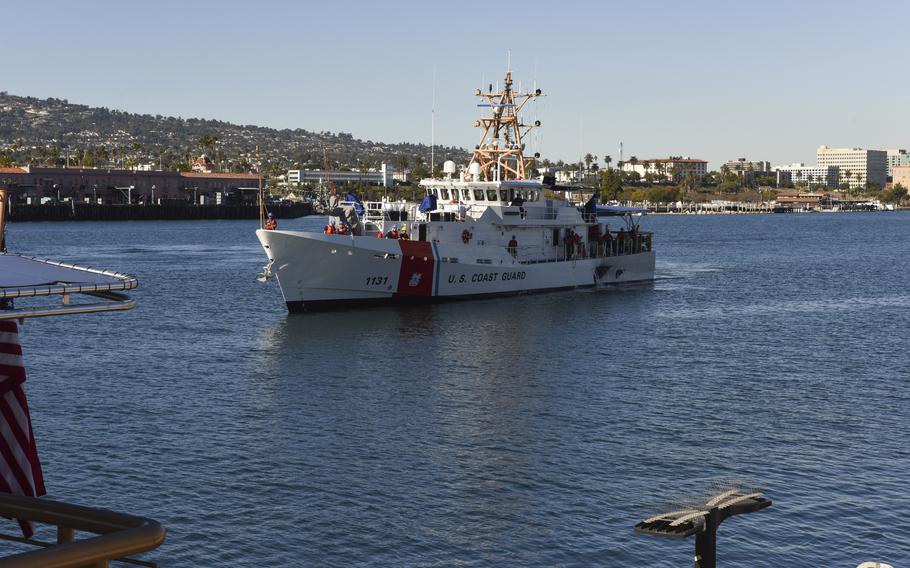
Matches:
[[3, 212, 909, 566]]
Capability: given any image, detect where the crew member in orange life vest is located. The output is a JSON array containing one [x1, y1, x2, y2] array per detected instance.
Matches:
[[507, 235, 518, 257], [265, 212, 277, 230], [325, 222, 336, 235], [386, 225, 399, 239]]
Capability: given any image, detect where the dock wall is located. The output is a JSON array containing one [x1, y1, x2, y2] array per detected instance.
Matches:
[[7, 203, 313, 222]]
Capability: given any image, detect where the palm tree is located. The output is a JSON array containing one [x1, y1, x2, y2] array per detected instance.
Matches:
[[197, 135, 218, 158], [656, 161, 666, 182], [807, 174, 814, 189], [603, 155, 612, 170], [396, 155, 408, 178], [584, 153, 594, 172]]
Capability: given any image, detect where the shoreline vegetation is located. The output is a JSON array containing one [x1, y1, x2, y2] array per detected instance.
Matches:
[[2, 95, 908, 212]]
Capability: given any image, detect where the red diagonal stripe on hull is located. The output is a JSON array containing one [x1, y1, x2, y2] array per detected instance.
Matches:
[[395, 241, 435, 297]]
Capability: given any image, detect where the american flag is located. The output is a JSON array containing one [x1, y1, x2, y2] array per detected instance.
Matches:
[[0, 320, 46, 538]]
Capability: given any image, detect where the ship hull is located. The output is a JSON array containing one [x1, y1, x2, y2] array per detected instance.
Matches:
[[257, 230, 655, 312]]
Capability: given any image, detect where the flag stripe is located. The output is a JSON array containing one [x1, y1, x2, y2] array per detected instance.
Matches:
[[0, 322, 45, 538]]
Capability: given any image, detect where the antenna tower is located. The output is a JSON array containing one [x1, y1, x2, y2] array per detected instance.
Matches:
[[466, 63, 543, 181]]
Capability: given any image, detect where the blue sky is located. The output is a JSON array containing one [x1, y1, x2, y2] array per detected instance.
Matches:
[[3, 0, 907, 168]]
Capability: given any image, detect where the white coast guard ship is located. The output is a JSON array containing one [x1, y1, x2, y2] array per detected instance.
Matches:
[[257, 70, 655, 311]]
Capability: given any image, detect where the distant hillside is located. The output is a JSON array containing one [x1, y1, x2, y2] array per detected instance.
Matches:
[[0, 92, 468, 176]]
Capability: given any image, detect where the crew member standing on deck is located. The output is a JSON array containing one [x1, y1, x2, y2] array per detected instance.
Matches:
[[507, 235, 518, 258], [588, 223, 601, 257], [265, 212, 277, 230], [399, 225, 410, 240], [325, 221, 336, 235], [386, 224, 399, 239]]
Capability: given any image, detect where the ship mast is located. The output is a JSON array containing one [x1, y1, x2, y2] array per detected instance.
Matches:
[[466, 65, 543, 181]]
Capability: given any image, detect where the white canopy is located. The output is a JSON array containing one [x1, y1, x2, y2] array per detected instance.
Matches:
[[1, 255, 129, 289], [0, 254, 137, 319]]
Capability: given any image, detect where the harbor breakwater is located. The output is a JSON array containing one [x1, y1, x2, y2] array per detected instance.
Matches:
[[7, 202, 313, 222]]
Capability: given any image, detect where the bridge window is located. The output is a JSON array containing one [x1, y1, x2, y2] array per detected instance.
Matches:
[[440, 188, 450, 200], [473, 189, 485, 201], [486, 189, 499, 201]]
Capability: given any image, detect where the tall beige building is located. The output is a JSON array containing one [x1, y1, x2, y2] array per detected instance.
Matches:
[[816, 146, 887, 189]]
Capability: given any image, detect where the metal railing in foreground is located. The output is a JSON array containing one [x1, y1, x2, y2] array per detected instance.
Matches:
[[0, 494, 165, 568]]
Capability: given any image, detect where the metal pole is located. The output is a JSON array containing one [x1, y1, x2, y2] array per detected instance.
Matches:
[[694, 508, 719, 568], [257, 145, 265, 229], [0, 189, 7, 253]]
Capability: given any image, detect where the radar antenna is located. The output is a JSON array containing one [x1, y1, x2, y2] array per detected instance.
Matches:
[[466, 65, 543, 181]]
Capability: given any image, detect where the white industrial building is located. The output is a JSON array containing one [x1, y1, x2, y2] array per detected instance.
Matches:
[[722, 159, 772, 173], [773, 163, 839, 188], [621, 157, 708, 181], [287, 163, 395, 187], [816, 146, 887, 189]]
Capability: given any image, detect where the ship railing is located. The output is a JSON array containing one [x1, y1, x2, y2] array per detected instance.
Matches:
[[503, 232, 653, 264], [0, 493, 165, 568], [432, 203, 558, 222]]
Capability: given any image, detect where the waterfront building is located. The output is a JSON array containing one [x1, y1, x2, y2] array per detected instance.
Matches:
[[773, 163, 839, 188], [892, 165, 910, 188], [191, 154, 216, 173], [287, 163, 395, 187], [816, 146, 887, 189], [0, 166, 260, 204], [775, 191, 832, 209], [621, 157, 708, 181], [722, 159, 772, 173], [886, 149, 908, 177]]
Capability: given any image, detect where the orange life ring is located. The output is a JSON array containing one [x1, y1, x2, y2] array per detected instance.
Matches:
[[462, 229, 472, 244]]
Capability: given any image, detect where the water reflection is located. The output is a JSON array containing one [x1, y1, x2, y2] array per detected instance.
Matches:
[[249, 286, 661, 558]]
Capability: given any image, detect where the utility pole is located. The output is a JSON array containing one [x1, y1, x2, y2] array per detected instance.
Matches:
[[0, 188, 7, 253], [431, 66, 436, 178], [257, 145, 265, 229]]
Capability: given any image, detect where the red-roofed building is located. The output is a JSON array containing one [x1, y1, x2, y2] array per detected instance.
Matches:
[[0, 166, 259, 204]]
